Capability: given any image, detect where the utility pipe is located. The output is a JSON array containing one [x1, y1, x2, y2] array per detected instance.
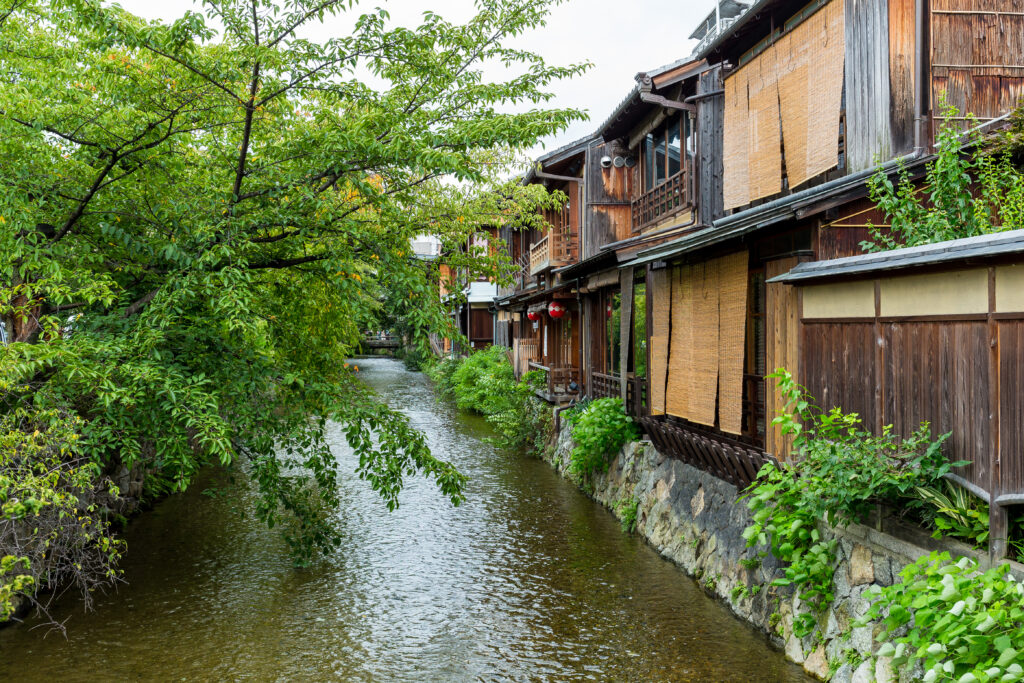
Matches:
[[914, 0, 925, 154]]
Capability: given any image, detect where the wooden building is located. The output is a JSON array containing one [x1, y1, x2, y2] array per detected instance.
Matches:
[[497, 0, 1024, 557]]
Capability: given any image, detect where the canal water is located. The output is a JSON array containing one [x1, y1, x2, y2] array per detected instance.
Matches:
[[0, 358, 808, 681]]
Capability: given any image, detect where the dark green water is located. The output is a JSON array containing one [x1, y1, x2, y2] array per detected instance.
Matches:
[[0, 358, 808, 681]]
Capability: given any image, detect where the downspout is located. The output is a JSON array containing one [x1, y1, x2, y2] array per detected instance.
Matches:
[[914, 0, 925, 154]]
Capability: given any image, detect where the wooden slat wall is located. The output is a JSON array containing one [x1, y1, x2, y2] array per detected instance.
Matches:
[[999, 321, 1024, 495], [883, 322, 991, 491], [802, 322, 879, 428], [584, 139, 633, 258], [888, 0, 917, 155], [765, 257, 801, 460], [931, 0, 1024, 127], [846, 0, 894, 172], [697, 67, 726, 226]]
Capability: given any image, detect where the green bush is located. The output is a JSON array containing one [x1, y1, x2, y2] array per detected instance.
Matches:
[[862, 552, 1024, 683], [568, 398, 638, 477], [428, 347, 551, 455], [742, 368, 959, 637]]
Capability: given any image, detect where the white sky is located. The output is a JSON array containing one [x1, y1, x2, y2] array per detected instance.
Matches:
[[115, 0, 717, 156]]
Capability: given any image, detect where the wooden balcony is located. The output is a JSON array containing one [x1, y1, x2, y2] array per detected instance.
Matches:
[[632, 169, 689, 230], [528, 361, 580, 402], [529, 228, 578, 275]]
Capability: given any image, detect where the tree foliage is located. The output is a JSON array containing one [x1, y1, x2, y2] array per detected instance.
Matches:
[[0, 0, 586, 613]]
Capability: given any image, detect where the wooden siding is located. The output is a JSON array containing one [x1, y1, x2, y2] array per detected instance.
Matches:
[[889, 0, 917, 154], [583, 139, 633, 258], [802, 322, 879, 428], [931, 0, 1024, 127], [697, 66, 726, 225], [883, 322, 991, 490], [999, 320, 1024, 495], [846, 0, 894, 172], [765, 257, 801, 460]]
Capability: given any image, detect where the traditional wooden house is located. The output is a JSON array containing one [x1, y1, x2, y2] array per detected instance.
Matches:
[[769, 229, 1024, 558], [497, 136, 592, 401], [624, 0, 1024, 499]]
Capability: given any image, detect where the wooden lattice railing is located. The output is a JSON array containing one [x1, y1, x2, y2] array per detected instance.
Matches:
[[632, 170, 689, 230], [640, 415, 775, 490], [591, 371, 619, 399]]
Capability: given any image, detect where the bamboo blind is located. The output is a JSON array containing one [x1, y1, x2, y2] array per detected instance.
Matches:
[[722, 0, 844, 205], [746, 55, 783, 203], [688, 260, 721, 426], [663, 252, 750, 432], [649, 268, 671, 415], [717, 251, 749, 435], [723, 70, 750, 210], [666, 265, 693, 419]]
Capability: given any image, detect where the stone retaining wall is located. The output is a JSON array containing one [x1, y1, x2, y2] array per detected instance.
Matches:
[[545, 429, 991, 682]]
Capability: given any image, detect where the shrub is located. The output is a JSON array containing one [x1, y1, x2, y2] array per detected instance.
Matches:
[[862, 552, 1024, 683], [742, 368, 959, 637], [1, 408, 124, 624], [428, 347, 551, 455], [568, 398, 638, 477]]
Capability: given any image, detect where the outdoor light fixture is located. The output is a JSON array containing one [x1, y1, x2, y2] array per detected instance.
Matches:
[[606, 303, 614, 318], [548, 301, 567, 319], [526, 310, 540, 322]]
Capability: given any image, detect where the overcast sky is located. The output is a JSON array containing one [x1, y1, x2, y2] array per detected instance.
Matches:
[[115, 0, 718, 155]]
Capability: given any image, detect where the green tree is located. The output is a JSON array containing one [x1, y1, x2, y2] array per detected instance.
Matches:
[[0, 0, 586, 615]]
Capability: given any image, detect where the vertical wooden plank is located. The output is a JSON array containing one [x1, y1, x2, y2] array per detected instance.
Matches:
[[988, 267, 1006, 560], [765, 257, 800, 460], [619, 267, 634, 402]]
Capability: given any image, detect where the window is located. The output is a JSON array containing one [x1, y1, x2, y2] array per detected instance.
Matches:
[[643, 113, 693, 191]]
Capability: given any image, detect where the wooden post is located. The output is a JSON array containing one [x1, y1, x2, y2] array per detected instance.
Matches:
[[620, 267, 634, 403], [988, 266, 1006, 562]]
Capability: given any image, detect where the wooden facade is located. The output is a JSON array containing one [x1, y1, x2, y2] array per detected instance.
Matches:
[[490, 0, 1024, 557]]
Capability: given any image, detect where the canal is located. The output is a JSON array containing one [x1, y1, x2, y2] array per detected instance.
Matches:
[[0, 358, 808, 681]]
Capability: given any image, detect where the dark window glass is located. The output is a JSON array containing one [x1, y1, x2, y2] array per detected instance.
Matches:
[[667, 119, 681, 178], [654, 130, 667, 185], [644, 133, 655, 191]]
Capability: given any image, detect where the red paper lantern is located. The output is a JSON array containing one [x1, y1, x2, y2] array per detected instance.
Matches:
[[526, 310, 540, 322], [548, 301, 567, 319], [606, 303, 614, 318]]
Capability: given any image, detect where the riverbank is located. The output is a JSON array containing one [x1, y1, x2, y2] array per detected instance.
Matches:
[[545, 422, 1023, 682]]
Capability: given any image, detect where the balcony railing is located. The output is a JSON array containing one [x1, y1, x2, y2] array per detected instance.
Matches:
[[515, 338, 540, 376], [591, 371, 619, 399], [632, 169, 689, 230], [529, 228, 578, 275], [529, 361, 580, 399]]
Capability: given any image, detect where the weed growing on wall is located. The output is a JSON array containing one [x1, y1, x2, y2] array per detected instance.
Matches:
[[566, 398, 638, 477], [862, 100, 1024, 252], [742, 369, 960, 637]]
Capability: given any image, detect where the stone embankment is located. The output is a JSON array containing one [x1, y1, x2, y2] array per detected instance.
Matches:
[[546, 427, 1008, 682]]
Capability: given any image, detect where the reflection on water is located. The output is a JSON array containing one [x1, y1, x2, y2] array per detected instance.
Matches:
[[0, 358, 808, 681]]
